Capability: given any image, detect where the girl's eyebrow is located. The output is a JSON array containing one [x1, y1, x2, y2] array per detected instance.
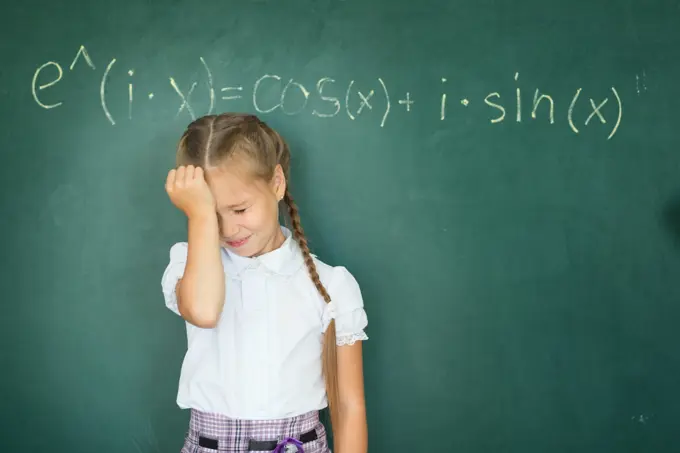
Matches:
[[221, 200, 249, 210]]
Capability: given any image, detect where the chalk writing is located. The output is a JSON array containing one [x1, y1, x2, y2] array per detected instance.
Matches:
[[100, 58, 116, 125], [200, 57, 215, 115], [128, 69, 134, 120], [399, 92, 414, 112], [31, 45, 626, 140], [636, 71, 647, 95], [532, 90, 554, 124], [70, 45, 96, 71], [32, 61, 63, 109], [440, 78, 447, 120], [221, 86, 243, 101], [312, 77, 340, 118]]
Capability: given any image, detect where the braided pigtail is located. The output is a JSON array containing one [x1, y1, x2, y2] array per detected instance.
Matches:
[[283, 190, 340, 436]]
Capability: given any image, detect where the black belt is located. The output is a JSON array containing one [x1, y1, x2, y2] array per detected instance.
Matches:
[[198, 428, 318, 451]]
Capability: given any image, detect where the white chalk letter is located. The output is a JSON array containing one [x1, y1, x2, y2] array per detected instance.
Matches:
[[531, 90, 555, 124], [484, 92, 506, 123], [312, 77, 340, 118], [253, 74, 282, 113], [32, 62, 63, 109], [280, 78, 309, 116]]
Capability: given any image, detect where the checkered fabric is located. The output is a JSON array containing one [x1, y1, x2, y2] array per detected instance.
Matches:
[[181, 409, 331, 453]]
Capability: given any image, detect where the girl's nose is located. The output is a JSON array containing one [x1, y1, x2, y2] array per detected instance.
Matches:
[[220, 217, 240, 239]]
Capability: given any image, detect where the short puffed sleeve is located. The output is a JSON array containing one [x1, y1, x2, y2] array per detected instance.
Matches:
[[321, 266, 368, 346], [160, 242, 188, 315]]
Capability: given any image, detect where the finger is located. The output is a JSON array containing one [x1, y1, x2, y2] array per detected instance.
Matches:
[[186, 165, 195, 183], [194, 166, 204, 182], [176, 166, 186, 187], [166, 169, 176, 191]]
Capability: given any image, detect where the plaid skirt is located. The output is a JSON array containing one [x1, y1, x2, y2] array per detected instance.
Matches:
[[181, 409, 331, 453]]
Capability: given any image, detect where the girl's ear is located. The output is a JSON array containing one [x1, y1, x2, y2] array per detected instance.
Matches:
[[272, 164, 287, 200]]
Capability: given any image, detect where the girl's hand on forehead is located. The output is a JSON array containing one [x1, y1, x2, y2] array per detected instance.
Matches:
[[165, 165, 216, 219]]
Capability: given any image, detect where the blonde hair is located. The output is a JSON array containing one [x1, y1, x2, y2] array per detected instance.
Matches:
[[175, 112, 340, 433]]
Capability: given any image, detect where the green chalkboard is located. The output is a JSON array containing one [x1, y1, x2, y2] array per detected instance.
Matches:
[[2, 0, 680, 452]]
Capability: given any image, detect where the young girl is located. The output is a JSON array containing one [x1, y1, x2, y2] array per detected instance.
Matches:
[[161, 113, 368, 453]]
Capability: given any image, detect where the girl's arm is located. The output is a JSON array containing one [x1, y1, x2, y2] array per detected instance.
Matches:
[[165, 165, 225, 328], [176, 212, 225, 328], [335, 342, 368, 453]]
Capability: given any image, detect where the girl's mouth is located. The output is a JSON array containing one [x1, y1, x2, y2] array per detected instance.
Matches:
[[226, 235, 251, 248]]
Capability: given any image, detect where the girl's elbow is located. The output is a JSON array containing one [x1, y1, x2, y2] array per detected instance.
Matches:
[[177, 284, 223, 328], [190, 313, 220, 329], [179, 302, 221, 328]]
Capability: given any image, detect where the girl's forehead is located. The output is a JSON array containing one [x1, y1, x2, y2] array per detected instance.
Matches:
[[206, 166, 269, 203]]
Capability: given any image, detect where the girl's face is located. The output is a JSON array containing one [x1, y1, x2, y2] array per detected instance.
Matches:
[[205, 160, 286, 257]]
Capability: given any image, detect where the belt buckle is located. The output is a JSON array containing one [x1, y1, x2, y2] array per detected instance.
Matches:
[[274, 437, 304, 453]]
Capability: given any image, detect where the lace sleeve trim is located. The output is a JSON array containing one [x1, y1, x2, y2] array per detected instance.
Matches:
[[336, 331, 368, 346]]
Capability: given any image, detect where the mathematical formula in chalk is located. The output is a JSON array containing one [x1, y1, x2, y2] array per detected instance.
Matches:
[[31, 45, 624, 140]]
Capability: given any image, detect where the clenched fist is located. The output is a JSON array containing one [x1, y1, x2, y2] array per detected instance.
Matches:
[[165, 165, 216, 219]]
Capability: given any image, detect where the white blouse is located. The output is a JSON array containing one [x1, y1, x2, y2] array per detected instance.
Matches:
[[161, 226, 368, 420]]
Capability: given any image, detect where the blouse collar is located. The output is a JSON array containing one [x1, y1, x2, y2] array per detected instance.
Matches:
[[223, 226, 305, 278]]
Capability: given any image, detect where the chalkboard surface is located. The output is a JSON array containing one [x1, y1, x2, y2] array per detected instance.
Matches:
[[2, 0, 680, 452]]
